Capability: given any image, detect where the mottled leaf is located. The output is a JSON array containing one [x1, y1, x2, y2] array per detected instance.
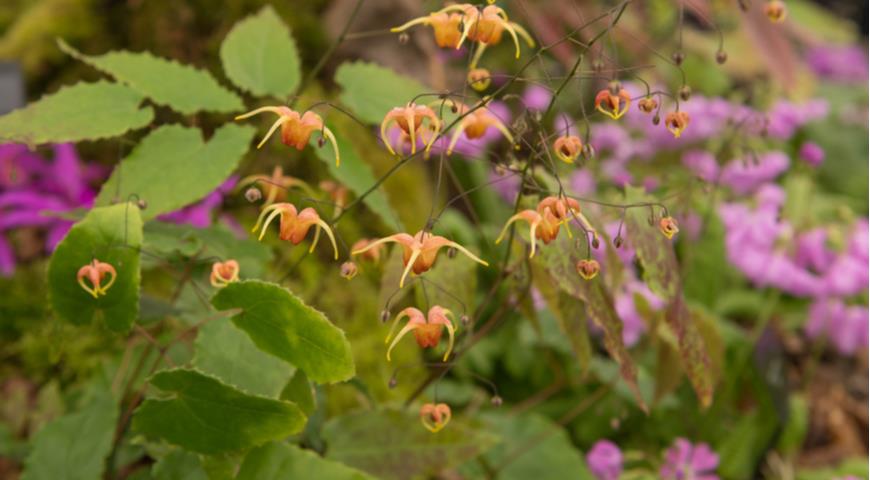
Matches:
[[211, 280, 355, 384], [21, 383, 118, 480], [47, 203, 142, 332], [59, 39, 243, 114], [193, 319, 294, 398], [220, 6, 301, 98], [238, 442, 375, 480], [536, 234, 647, 412], [95, 124, 254, 220], [132, 369, 305, 454], [531, 263, 592, 375], [0, 81, 153, 145], [334, 61, 429, 124], [322, 409, 498, 480]]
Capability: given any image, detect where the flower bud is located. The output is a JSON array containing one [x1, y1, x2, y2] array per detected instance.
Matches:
[[613, 235, 623, 248], [592, 58, 604, 72], [672, 51, 685, 66], [398, 32, 410, 44], [652, 114, 661, 125], [581, 144, 596, 161], [608, 80, 622, 96], [491, 395, 503, 406], [245, 187, 262, 203], [659, 216, 680, 239], [591, 236, 600, 249], [460, 314, 470, 326], [467, 68, 492, 92], [679, 85, 692, 101], [340, 261, 358, 280], [380, 309, 391, 323], [136, 199, 148, 210], [388, 376, 398, 388], [447, 246, 457, 259], [716, 50, 728, 64]]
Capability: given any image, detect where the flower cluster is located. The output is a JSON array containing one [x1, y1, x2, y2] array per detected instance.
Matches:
[[586, 438, 719, 480]]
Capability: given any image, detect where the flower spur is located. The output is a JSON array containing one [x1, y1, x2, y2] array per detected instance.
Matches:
[[495, 196, 598, 258], [252, 202, 339, 259], [443, 100, 514, 155], [385, 306, 456, 361], [235, 106, 340, 166], [352, 230, 488, 288]]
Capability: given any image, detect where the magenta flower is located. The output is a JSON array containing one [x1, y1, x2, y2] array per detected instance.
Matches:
[[682, 150, 719, 183], [586, 440, 623, 480], [158, 177, 238, 228], [660, 438, 719, 480], [806, 45, 869, 83], [522, 84, 553, 112], [805, 298, 868, 355], [719, 152, 790, 194], [798, 142, 825, 167]]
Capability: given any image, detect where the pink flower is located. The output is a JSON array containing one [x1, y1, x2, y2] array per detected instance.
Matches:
[[660, 438, 719, 480], [798, 142, 825, 167], [586, 440, 623, 480]]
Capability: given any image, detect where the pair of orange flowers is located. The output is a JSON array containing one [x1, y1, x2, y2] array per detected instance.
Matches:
[[380, 101, 513, 158], [391, 3, 534, 59]]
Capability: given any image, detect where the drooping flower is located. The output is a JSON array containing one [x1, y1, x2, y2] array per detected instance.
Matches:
[[380, 103, 442, 156], [595, 89, 632, 120], [445, 101, 514, 155], [638, 96, 658, 114], [351, 238, 384, 263], [660, 438, 720, 480], [586, 440, 623, 480], [659, 217, 679, 239], [209, 260, 239, 288], [457, 4, 535, 58], [576, 258, 601, 280], [764, 0, 787, 23], [391, 7, 465, 48], [352, 230, 488, 288], [385, 305, 456, 361], [467, 68, 492, 91], [664, 111, 690, 138], [496, 196, 596, 258], [235, 106, 340, 166], [553, 135, 583, 164], [252, 203, 338, 259], [77, 259, 117, 299], [340, 261, 358, 280], [419, 402, 452, 433]]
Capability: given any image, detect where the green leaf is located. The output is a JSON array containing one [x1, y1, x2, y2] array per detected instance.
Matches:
[[151, 450, 209, 480], [532, 263, 593, 375], [322, 408, 499, 480], [536, 234, 647, 412], [47, 203, 142, 333], [95, 124, 255, 220], [132, 369, 306, 454], [238, 442, 375, 480], [414, 248, 477, 317], [461, 413, 595, 480], [220, 6, 301, 98], [193, 319, 295, 398], [21, 383, 119, 480], [280, 370, 316, 416], [334, 61, 429, 124], [59, 39, 243, 114], [211, 280, 355, 384], [0, 81, 153, 145]]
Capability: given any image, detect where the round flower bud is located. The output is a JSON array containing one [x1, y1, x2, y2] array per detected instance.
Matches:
[[245, 187, 262, 203], [679, 85, 692, 101], [491, 395, 503, 406], [340, 261, 358, 280], [380, 309, 391, 323], [672, 51, 685, 66], [716, 50, 728, 64]]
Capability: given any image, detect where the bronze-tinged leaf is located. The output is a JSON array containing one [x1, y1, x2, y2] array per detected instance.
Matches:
[[624, 187, 715, 408], [535, 234, 647, 412]]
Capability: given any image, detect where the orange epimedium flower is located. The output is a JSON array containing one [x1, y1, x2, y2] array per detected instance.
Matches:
[[210, 260, 240, 287], [467, 68, 492, 91], [495, 196, 595, 258], [380, 103, 442, 156], [458, 5, 535, 58], [352, 231, 488, 288], [77, 259, 117, 299], [664, 111, 690, 138], [638, 97, 658, 114], [385, 306, 456, 361], [553, 135, 583, 164], [235, 106, 340, 166], [575, 259, 600, 280], [446, 101, 514, 155], [659, 216, 680, 239], [391, 9, 465, 48], [764, 0, 787, 23], [420, 403, 452, 433], [594, 89, 632, 120], [239, 166, 315, 205], [351, 238, 384, 263], [252, 203, 338, 259]]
